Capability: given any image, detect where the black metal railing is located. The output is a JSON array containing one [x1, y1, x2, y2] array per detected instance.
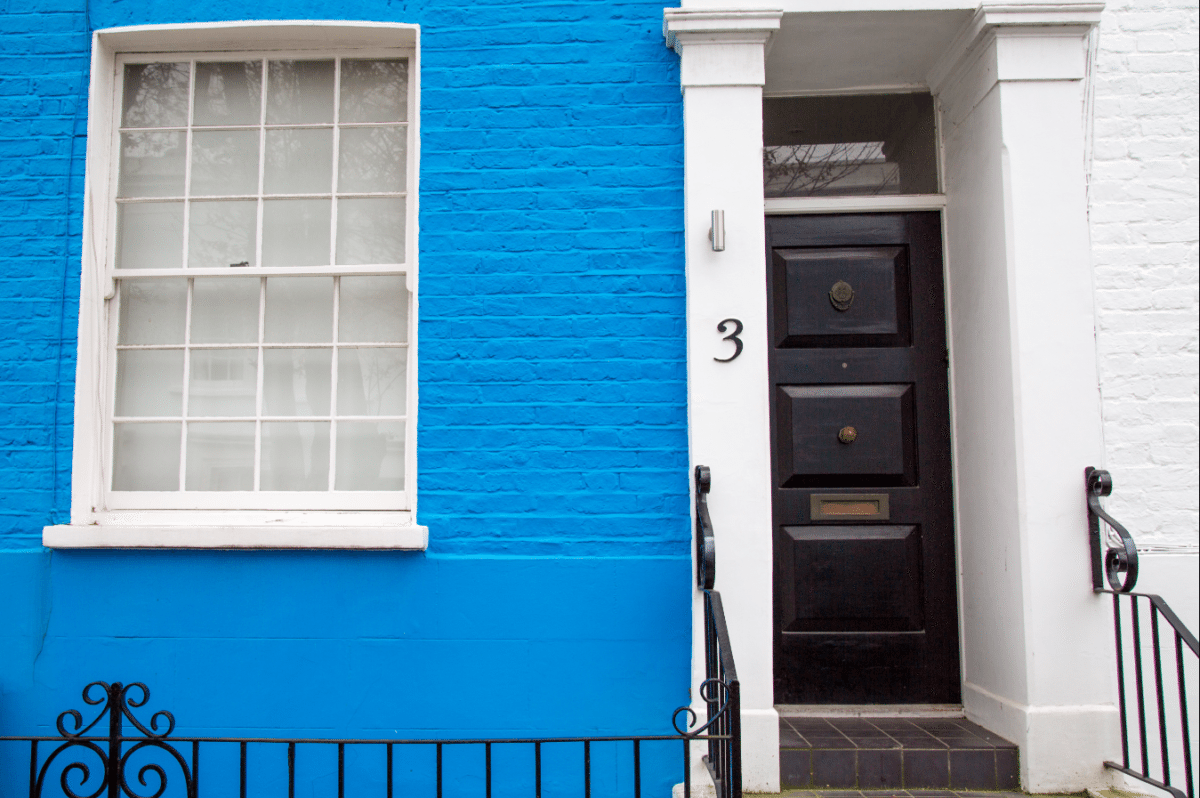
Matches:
[[699, 591, 740, 798], [1087, 467, 1198, 798], [689, 464, 741, 798], [2, 679, 733, 797], [0, 470, 745, 798]]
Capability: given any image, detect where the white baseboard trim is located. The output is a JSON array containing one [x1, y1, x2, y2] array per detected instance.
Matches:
[[963, 680, 1122, 792], [740, 706, 780, 793]]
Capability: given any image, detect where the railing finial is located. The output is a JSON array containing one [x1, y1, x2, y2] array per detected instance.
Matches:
[[32, 680, 192, 798]]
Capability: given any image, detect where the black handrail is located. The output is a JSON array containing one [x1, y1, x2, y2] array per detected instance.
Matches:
[[689, 464, 741, 798], [702, 591, 741, 798], [1087, 468, 1198, 798], [695, 464, 716, 591]]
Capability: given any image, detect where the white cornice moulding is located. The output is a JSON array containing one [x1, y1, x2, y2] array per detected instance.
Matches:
[[663, 8, 783, 53], [663, 8, 783, 87], [928, 1, 1103, 93]]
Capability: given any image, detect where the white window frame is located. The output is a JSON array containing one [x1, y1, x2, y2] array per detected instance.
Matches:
[[45, 22, 427, 549]]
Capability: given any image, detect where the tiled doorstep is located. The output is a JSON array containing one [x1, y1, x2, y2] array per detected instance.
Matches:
[[753, 787, 1075, 792], [779, 717, 1019, 790], [782, 747, 1020, 790]]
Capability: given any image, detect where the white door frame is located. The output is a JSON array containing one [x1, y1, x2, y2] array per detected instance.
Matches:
[[665, 3, 1118, 792]]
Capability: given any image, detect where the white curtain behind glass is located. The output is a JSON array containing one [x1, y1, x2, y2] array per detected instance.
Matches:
[[112, 57, 410, 495]]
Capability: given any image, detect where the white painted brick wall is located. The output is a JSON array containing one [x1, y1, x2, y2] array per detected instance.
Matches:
[[1090, 0, 1199, 548]]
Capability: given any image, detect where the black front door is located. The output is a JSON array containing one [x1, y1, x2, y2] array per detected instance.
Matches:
[[768, 212, 961, 704]]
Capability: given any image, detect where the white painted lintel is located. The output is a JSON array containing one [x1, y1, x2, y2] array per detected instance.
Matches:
[[765, 194, 947, 214]]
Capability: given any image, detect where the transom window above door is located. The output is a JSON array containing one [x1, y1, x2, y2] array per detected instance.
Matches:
[[107, 53, 414, 511], [762, 93, 939, 198]]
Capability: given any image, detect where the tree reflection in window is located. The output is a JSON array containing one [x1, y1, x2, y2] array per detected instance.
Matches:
[[764, 141, 901, 198], [763, 94, 938, 198]]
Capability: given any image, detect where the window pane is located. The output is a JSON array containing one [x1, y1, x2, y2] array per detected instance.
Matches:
[[265, 128, 333, 195], [113, 422, 181, 491], [338, 348, 406, 416], [188, 350, 258, 417], [115, 349, 184, 417], [267, 60, 335, 124], [194, 61, 262, 126], [122, 63, 189, 128], [264, 348, 331, 416], [191, 277, 260, 343], [262, 199, 331, 267], [188, 200, 257, 269], [117, 202, 184, 269], [335, 197, 405, 265], [762, 94, 938, 197], [118, 279, 187, 345], [191, 130, 260, 196], [265, 276, 333, 343], [338, 126, 406, 193], [340, 59, 408, 123], [339, 275, 408, 343], [185, 422, 254, 490], [119, 131, 185, 197], [261, 421, 329, 490], [335, 421, 404, 490], [110, 56, 413, 502]]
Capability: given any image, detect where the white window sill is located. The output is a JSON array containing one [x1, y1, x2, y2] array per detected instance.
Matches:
[[43, 524, 428, 550]]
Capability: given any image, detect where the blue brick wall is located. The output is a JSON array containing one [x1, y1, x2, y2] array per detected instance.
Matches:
[[0, 0, 688, 553], [419, 2, 687, 556], [0, 0, 690, 787], [0, 0, 88, 542]]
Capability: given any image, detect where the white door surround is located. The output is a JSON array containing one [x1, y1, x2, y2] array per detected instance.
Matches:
[[664, 9, 784, 790], [665, 2, 1117, 792]]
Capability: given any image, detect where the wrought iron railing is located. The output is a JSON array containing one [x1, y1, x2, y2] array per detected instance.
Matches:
[[1, 679, 730, 797], [690, 465, 741, 798], [0, 470, 744, 798], [699, 591, 740, 798], [1087, 467, 1198, 798]]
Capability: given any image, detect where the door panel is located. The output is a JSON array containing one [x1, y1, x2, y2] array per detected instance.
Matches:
[[777, 384, 917, 487], [769, 212, 960, 705], [779, 525, 924, 633], [773, 246, 911, 346]]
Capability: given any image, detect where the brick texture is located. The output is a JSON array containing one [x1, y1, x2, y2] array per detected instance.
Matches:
[[0, 1, 86, 546], [1089, 0, 1199, 548], [414, 3, 686, 556], [0, 1, 687, 553]]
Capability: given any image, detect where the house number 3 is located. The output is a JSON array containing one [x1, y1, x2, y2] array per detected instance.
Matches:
[[714, 318, 744, 362]]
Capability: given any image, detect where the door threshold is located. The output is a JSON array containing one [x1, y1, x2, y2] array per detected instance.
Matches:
[[775, 703, 964, 718]]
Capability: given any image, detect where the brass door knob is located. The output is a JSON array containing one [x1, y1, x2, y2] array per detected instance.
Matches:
[[838, 426, 858, 444], [829, 280, 855, 311]]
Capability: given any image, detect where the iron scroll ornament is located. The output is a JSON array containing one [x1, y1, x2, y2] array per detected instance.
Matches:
[[1085, 467, 1139, 593], [694, 465, 715, 590], [713, 319, 743, 362], [15, 679, 740, 798], [671, 677, 733, 737], [34, 681, 193, 798]]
